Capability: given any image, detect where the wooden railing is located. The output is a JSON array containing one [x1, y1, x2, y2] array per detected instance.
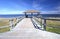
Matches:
[[0, 17, 24, 33], [32, 16, 60, 31]]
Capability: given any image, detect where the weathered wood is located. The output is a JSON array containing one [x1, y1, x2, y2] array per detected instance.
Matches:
[[44, 19, 46, 30], [25, 12, 26, 18], [42, 19, 46, 30], [24, 10, 40, 18], [31, 13, 33, 18], [9, 19, 14, 30]]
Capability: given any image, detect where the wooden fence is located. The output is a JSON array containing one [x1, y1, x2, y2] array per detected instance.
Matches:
[[0, 17, 24, 33], [33, 17, 60, 31]]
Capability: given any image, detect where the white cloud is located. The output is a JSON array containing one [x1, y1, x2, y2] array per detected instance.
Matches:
[[32, 1, 43, 10], [55, 6, 60, 11], [41, 5, 60, 14], [0, 9, 24, 14], [41, 10, 60, 14], [32, 0, 60, 14]]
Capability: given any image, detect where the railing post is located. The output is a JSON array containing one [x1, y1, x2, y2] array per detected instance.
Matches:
[[31, 13, 33, 18], [16, 18, 19, 23], [9, 19, 14, 30], [41, 18, 42, 27], [25, 12, 26, 18], [44, 19, 46, 30], [42, 19, 46, 30]]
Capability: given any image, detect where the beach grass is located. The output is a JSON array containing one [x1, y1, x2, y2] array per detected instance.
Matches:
[[46, 20, 60, 26], [0, 27, 10, 33], [0, 18, 17, 33], [0, 18, 9, 26], [46, 20, 60, 34], [46, 26, 60, 34], [0, 18, 22, 33], [34, 18, 60, 34]]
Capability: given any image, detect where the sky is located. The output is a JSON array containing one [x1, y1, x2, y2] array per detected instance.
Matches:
[[0, 0, 60, 14]]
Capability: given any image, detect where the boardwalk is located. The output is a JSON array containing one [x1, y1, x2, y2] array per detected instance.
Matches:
[[0, 18, 60, 39]]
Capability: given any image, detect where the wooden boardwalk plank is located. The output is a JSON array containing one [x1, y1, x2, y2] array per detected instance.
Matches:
[[0, 18, 60, 39]]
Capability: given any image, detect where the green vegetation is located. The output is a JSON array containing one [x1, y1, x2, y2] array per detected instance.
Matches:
[[0, 19, 9, 26], [46, 20, 60, 26], [34, 18, 42, 26], [35, 18, 60, 34], [0, 18, 22, 33], [0, 18, 17, 33], [0, 27, 10, 33], [46, 26, 60, 34], [46, 20, 60, 34]]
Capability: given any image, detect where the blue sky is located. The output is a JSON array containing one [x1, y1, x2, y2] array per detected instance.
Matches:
[[0, 0, 60, 14]]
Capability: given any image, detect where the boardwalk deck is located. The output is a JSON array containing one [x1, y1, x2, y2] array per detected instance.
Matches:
[[0, 18, 60, 39]]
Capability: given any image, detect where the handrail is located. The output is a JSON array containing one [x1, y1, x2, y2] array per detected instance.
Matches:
[[33, 16, 60, 31], [0, 26, 10, 28], [31, 18, 43, 30], [0, 17, 24, 29]]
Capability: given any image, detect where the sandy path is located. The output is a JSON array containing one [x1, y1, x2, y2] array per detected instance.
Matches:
[[0, 18, 60, 39]]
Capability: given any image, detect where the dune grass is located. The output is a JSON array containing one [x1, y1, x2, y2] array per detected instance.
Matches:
[[0, 19, 9, 26], [46, 20, 60, 26], [46, 20, 60, 34], [0, 27, 10, 33], [0, 18, 17, 33], [34, 18, 42, 26], [0, 18, 22, 33], [46, 26, 60, 34], [34, 18, 60, 34]]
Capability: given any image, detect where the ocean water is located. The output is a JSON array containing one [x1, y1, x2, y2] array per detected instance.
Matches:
[[0, 14, 25, 18], [0, 14, 60, 18], [40, 14, 60, 17]]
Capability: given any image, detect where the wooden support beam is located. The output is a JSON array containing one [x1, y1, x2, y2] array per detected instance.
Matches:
[[9, 19, 14, 30], [37, 12, 40, 16], [16, 18, 19, 23], [44, 19, 46, 30], [31, 13, 33, 18], [42, 19, 46, 30], [25, 12, 26, 18]]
